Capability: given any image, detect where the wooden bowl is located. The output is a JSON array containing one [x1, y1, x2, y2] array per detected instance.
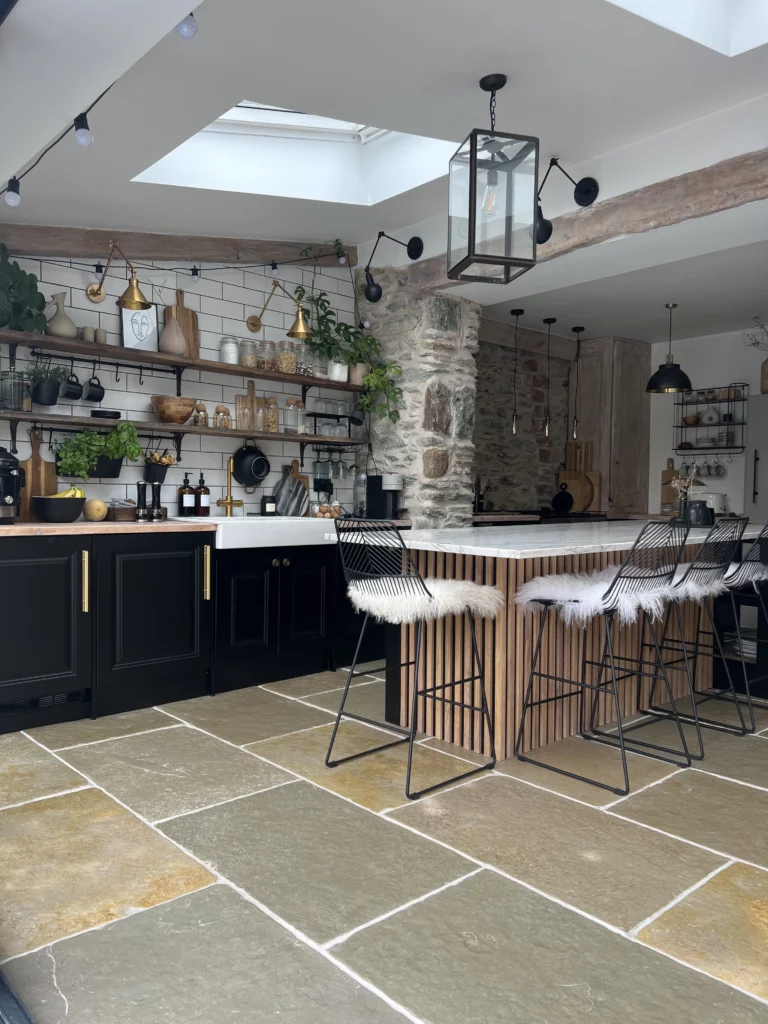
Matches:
[[682, 414, 700, 426], [151, 395, 196, 424]]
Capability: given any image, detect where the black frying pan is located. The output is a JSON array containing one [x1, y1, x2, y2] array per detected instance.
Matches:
[[231, 441, 270, 492]]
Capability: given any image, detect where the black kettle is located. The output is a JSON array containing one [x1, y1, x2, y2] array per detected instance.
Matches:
[[679, 499, 714, 527]]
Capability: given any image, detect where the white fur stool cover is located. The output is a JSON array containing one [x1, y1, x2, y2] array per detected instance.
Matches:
[[515, 566, 670, 626], [348, 578, 504, 625]]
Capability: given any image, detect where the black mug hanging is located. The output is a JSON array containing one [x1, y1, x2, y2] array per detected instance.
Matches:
[[83, 375, 105, 402], [59, 372, 83, 401]]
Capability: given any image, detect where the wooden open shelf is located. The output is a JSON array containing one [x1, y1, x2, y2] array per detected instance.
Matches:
[[0, 329, 363, 395]]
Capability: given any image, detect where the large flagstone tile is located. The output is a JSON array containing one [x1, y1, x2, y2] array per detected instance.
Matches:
[[638, 862, 768, 1001], [389, 774, 723, 931], [160, 781, 472, 944], [305, 680, 387, 721], [264, 670, 377, 699], [617, 770, 768, 866], [0, 733, 83, 808], [0, 789, 213, 958], [3, 885, 404, 1024], [336, 869, 768, 1024], [160, 686, 334, 745], [61, 726, 293, 822], [27, 708, 177, 750]]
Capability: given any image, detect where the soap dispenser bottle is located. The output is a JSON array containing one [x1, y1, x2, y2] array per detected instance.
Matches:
[[194, 474, 210, 517], [178, 473, 195, 517]]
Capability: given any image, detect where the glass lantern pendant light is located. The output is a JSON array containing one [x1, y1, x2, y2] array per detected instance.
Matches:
[[447, 74, 539, 284], [510, 308, 524, 435], [646, 302, 692, 393]]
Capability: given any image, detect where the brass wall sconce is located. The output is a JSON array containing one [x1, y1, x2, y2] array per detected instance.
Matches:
[[246, 278, 311, 339], [86, 240, 151, 310]]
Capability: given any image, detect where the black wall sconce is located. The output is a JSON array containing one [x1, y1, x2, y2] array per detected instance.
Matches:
[[363, 231, 424, 303], [536, 158, 599, 245]]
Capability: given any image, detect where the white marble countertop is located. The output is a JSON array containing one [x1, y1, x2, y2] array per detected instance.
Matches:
[[400, 521, 765, 560]]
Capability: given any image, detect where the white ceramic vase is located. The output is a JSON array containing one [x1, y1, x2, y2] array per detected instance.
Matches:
[[328, 360, 349, 383], [158, 317, 187, 355], [45, 292, 78, 339]]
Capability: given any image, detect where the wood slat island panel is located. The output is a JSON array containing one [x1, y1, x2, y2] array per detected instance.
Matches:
[[395, 525, 754, 759]]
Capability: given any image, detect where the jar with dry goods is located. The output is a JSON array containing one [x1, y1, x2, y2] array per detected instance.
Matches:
[[295, 399, 307, 435], [260, 340, 278, 372], [295, 343, 313, 377], [265, 396, 280, 433], [277, 339, 297, 375], [239, 339, 258, 368]]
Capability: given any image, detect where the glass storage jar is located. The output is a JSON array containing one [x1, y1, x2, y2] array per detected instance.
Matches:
[[0, 370, 25, 410], [260, 340, 278, 372], [265, 397, 280, 433], [313, 354, 328, 379], [239, 339, 258, 368], [295, 343, 313, 377], [295, 400, 307, 435], [283, 398, 298, 434], [220, 336, 240, 364], [277, 340, 297, 375]]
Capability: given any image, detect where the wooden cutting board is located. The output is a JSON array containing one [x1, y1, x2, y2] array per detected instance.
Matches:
[[19, 428, 57, 522], [565, 441, 593, 473], [290, 459, 310, 517], [558, 471, 595, 513], [164, 289, 199, 359]]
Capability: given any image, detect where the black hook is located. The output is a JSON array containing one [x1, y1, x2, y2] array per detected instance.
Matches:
[[138, 367, 144, 387], [115, 363, 120, 383]]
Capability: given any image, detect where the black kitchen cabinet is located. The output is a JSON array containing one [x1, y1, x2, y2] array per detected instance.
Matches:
[[0, 536, 91, 731], [93, 533, 212, 716], [214, 545, 333, 692]]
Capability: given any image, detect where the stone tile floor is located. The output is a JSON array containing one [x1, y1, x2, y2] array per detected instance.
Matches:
[[0, 669, 767, 1022]]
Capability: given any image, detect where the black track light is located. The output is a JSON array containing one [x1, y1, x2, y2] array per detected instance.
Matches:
[[362, 230, 423, 304], [536, 158, 599, 245]]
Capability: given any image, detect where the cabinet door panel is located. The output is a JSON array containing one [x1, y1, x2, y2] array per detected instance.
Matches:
[[214, 550, 279, 692], [0, 538, 91, 706], [278, 547, 331, 677], [94, 533, 211, 716]]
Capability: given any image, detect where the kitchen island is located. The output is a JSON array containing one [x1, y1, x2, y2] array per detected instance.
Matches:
[[391, 521, 764, 759]]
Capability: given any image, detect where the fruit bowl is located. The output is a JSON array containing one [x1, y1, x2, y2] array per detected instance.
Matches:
[[151, 395, 196, 424], [32, 496, 85, 523]]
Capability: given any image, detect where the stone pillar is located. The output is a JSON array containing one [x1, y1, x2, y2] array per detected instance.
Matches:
[[357, 267, 481, 529]]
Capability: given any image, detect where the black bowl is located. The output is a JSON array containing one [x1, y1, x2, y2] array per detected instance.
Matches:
[[32, 496, 85, 523]]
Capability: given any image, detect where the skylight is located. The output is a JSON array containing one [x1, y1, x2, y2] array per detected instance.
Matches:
[[604, 0, 768, 56], [133, 100, 457, 207]]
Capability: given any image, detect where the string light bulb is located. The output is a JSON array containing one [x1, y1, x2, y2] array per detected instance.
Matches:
[[270, 261, 280, 280], [191, 265, 201, 280], [73, 113, 93, 147], [4, 178, 20, 207], [176, 12, 198, 37], [337, 253, 346, 265]]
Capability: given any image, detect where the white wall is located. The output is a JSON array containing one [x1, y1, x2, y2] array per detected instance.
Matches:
[[648, 330, 766, 514], [3, 257, 358, 516]]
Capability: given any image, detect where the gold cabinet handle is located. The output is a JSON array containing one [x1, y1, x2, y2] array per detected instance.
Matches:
[[272, 558, 280, 568], [282, 557, 291, 567], [81, 549, 90, 613], [203, 544, 211, 601]]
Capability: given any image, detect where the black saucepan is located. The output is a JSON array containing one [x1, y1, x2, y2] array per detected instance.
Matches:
[[231, 441, 270, 491]]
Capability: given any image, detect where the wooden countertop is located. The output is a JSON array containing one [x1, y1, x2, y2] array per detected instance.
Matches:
[[0, 521, 218, 537]]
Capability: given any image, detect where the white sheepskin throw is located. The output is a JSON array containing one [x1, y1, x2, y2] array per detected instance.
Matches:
[[671, 563, 731, 601], [515, 566, 670, 626], [348, 578, 505, 624]]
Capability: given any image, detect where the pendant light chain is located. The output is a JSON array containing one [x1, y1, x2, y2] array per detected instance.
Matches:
[[489, 89, 497, 132], [543, 317, 556, 438], [571, 326, 584, 439]]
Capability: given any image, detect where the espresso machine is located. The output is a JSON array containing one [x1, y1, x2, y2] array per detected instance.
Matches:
[[0, 447, 24, 522], [365, 474, 404, 520]]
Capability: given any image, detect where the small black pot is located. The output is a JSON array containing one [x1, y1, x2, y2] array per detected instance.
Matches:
[[143, 463, 168, 484], [93, 455, 123, 479], [31, 380, 60, 406]]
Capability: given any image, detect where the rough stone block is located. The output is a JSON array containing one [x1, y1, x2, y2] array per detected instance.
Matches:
[[422, 380, 453, 436], [426, 295, 461, 334]]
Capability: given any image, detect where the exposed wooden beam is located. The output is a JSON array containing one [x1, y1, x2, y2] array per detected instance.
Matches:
[[479, 317, 577, 362], [0, 224, 357, 267], [408, 145, 768, 293]]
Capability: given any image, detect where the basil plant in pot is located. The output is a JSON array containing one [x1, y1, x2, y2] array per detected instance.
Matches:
[[55, 422, 142, 480]]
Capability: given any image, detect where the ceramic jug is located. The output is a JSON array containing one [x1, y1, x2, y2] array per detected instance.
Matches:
[[45, 292, 78, 339], [158, 317, 187, 355]]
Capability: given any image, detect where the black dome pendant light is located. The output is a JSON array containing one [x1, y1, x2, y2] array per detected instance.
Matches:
[[646, 302, 692, 393], [571, 326, 584, 438], [536, 158, 599, 245], [510, 308, 524, 435], [543, 317, 556, 437], [362, 230, 424, 303]]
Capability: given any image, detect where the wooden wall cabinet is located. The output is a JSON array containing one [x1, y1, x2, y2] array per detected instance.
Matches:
[[570, 336, 651, 514]]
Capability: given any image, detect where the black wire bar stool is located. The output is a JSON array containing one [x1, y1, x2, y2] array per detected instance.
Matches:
[[515, 521, 692, 797], [632, 517, 752, 749], [326, 518, 498, 801]]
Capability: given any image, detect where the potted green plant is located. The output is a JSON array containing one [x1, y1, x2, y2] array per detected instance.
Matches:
[[359, 362, 403, 424], [28, 361, 67, 406], [55, 422, 142, 480], [294, 288, 350, 381], [0, 243, 48, 334], [337, 326, 381, 386]]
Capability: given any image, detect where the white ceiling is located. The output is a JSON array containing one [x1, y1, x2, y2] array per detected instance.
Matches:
[[4, 0, 768, 244], [483, 238, 768, 343]]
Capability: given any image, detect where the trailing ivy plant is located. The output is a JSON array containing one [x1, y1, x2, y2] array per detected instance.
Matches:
[[359, 363, 403, 424], [0, 243, 48, 332]]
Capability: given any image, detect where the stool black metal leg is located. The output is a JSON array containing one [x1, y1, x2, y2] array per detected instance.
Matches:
[[646, 616, 691, 765], [587, 630, 609, 733], [514, 608, 548, 758], [673, 602, 705, 758], [645, 604, 673, 713], [603, 614, 630, 796], [468, 613, 497, 766], [326, 612, 410, 768], [729, 590, 756, 732], [405, 620, 424, 798], [578, 627, 588, 737]]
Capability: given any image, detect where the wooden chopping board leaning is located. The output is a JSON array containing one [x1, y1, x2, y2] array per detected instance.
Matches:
[[19, 428, 57, 522]]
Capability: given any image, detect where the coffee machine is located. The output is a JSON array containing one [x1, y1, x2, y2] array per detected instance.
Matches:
[[0, 447, 24, 522], [365, 474, 404, 520]]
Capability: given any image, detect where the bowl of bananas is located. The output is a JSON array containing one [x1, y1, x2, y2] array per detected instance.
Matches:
[[33, 486, 86, 523]]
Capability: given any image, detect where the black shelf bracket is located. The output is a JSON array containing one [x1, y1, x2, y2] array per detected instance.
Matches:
[[174, 366, 184, 397], [9, 420, 17, 454]]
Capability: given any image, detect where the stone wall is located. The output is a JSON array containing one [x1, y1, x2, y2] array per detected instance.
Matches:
[[357, 267, 481, 529], [473, 340, 570, 510]]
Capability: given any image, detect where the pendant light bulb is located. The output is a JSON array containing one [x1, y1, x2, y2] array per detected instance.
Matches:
[[3, 177, 20, 207], [545, 415, 550, 438], [176, 12, 198, 37], [482, 167, 499, 218], [510, 307, 524, 440], [512, 411, 517, 436], [571, 326, 584, 440], [73, 113, 93, 147]]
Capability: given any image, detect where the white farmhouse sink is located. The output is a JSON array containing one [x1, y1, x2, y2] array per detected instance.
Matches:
[[170, 516, 338, 550]]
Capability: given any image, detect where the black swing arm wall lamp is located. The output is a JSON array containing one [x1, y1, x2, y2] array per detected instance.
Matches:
[[536, 158, 599, 245], [363, 231, 424, 303]]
